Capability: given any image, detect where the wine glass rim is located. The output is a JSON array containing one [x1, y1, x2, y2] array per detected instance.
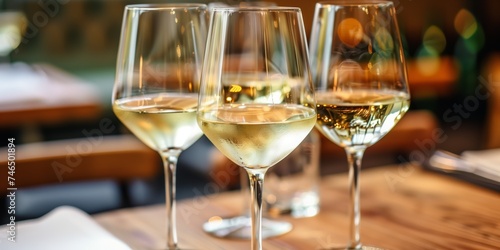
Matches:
[[124, 3, 207, 11], [316, 0, 393, 6], [210, 6, 301, 12]]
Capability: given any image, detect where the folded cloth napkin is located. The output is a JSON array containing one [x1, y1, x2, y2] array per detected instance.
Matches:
[[0, 206, 131, 250], [462, 148, 500, 178]]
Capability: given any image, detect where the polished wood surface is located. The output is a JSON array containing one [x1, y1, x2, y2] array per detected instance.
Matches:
[[94, 165, 500, 250]]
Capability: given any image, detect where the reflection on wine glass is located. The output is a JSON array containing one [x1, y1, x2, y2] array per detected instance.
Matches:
[[112, 4, 207, 249], [309, 1, 410, 249], [198, 6, 316, 250]]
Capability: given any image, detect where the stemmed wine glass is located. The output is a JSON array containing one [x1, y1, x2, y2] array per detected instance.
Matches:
[[201, 1, 294, 241], [309, 1, 410, 249], [112, 4, 207, 249], [197, 6, 316, 250]]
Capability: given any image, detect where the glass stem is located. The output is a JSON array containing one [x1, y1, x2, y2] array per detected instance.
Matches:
[[240, 168, 251, 217], [246, 168, 267, 250], [161, 149, 182, 250], [345, 146, 365, 250]]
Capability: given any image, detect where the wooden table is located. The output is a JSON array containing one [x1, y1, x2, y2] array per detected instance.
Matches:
[[0, 63, 103, 143], [94, 165, 500, 250], [0, 63, 102, 128]]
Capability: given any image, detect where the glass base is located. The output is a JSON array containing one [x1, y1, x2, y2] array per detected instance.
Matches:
[[202, 215, 292, 239]]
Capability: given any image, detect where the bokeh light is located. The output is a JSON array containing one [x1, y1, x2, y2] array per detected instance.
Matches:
[[373, 27, 394, 58], [454, 8, 477, 39], [453, 8, 484, 54], [414, 25, 446, 77], [337, 18, 363, 48], [416, 47, 440, 76], [422, 25, 446, 54], [453, 8, 484, 96], [0, 12, 27, 56]]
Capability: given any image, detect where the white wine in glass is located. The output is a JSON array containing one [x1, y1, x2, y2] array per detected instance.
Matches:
[[309, 1, 410, 249], [202, 74, 297, 239], [112, 4, 207, 249], [198, 6, 316, 250]]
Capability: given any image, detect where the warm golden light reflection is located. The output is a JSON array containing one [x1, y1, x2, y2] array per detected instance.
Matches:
[[176, 45, 181, 58], [416, 50, 440, 76], [454, 9, 477, 39], [229, 84, 242, 92], [423, 25, 446, 54], [337, 18, 363, 48], [208, 216, 223, 224]]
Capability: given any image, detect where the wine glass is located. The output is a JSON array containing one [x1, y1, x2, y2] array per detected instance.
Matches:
[[309, 1, 410, 249], [197, 6, 316, 250], [112, 4, 207, 249], [201, 1, 294, 241]]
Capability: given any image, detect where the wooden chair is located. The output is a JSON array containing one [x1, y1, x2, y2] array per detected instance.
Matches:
[[0, 135, 160, 202]]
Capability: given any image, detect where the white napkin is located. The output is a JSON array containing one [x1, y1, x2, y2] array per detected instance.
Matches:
[[0, 206, 131, 250], [462, 148, 500, 177]]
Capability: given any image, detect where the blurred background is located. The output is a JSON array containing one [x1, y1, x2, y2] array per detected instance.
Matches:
[[1, 0, 499, 223]]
